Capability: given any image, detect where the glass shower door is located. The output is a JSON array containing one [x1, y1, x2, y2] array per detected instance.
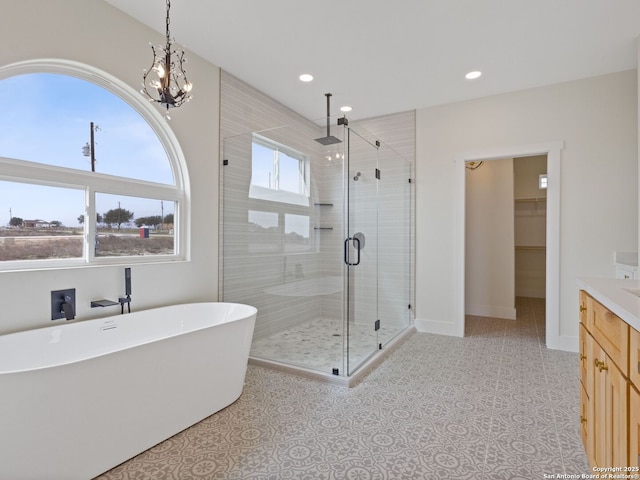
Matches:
[[345, 127, 380, 375]]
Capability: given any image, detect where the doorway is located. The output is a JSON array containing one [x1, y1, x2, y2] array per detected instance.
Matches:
[[454, 142, 563, 349], [464, 155, 547, 321]]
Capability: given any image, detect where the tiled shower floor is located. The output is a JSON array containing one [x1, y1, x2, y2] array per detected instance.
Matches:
[[96, 297, 589, 479], [250, 317, 398, 374]]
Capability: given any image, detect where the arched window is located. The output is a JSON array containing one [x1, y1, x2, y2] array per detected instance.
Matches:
[[0, 60, 189, 270]]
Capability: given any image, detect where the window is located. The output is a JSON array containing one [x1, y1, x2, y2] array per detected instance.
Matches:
[[250, 134, 309, 206], [538, 174, 548, 190], [0, 60, 187, 270]]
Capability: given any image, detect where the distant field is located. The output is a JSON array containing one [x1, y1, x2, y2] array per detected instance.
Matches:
[[0, 229, 174, 261]]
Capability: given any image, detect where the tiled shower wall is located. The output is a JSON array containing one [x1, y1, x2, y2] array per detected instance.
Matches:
[[219, 71, 415, 342], [220, 72, 340, 340]]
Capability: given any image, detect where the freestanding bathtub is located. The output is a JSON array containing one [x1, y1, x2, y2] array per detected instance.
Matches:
[[0, 302, 257, 480]]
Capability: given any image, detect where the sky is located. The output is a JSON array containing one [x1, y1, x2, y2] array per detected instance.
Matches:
[[0, 73, 174, 227]]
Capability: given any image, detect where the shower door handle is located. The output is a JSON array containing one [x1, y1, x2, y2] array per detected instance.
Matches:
[[344, 237, 361, 266]]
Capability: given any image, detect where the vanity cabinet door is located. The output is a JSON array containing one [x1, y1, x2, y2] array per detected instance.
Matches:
[[580, 323, 592, 395], [592, 343, 628, 469], [630, 386, 640, 468], [580, 383, 591, 463], [631, 326, 640, 389]]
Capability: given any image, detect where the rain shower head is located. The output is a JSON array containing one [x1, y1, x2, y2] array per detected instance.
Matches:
[[315, 135, 342, 146], [314, 93, 342, 145]]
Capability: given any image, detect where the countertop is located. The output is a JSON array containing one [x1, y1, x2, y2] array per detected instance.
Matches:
[[577, 276, 640, 332]]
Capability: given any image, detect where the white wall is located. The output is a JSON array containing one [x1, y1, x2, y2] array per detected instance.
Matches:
[[0, 0, 220, 334], [465, 158, 516, 319], [416, 70, 638, 347]]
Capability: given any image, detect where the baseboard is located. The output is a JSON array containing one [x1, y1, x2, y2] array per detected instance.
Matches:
[[465, 304, 517, 320], [414, 318, 464, 337], [546, 334, 578, 352]]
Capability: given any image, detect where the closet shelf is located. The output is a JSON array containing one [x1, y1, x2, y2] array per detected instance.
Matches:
[[514, 197, 547, 203], [515, 245, 546, 251]]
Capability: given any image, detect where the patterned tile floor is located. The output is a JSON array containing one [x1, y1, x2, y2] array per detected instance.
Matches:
[[96, 297, 588, 479]]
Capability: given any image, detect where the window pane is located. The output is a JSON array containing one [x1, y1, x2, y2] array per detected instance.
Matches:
[[284, 214, 310, 252], [279, 151, 303, 194], [95, 193, 175, 257], [0, 181, 84, 261], [0, 73, 174, 185], [251, 142, 273, 189], [248, 210, 279, 253]]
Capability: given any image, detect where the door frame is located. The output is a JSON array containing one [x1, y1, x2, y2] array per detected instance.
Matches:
[[454, 141, 565, 349]]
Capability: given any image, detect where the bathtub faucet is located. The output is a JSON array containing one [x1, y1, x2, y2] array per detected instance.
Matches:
[[118, 295, 131, 314]]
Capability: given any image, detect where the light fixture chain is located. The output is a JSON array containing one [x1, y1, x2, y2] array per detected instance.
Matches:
[[165, 0, 171, 44]]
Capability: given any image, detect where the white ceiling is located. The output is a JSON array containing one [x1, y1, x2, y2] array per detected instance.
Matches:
[[104, 0, 640, 121]]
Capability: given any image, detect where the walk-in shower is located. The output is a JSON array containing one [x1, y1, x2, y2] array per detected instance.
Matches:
[[221, 111, 413, 381]]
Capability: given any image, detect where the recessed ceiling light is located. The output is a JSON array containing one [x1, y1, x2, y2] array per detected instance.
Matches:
[[299, 73, 314, 82], [465, 71, 482, 80], [340, 105, 352, 112]]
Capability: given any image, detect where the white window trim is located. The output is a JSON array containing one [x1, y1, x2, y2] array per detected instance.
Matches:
[[0, 59, 190, 270]]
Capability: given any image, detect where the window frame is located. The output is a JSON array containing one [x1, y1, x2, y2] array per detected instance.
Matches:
[[250, 133, 310, 206], [0, 59, 190, 271]]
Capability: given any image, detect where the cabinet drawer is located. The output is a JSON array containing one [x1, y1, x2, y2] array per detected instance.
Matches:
[[579, 290, 592, 330], [631, 326, 640, 389], [591, 298, 629, 376]]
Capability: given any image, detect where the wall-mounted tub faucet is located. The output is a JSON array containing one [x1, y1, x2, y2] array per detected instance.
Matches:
[[90, 268, 132, 314]]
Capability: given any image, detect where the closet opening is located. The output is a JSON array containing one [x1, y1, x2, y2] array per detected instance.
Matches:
[[464, 154, 547, 328]]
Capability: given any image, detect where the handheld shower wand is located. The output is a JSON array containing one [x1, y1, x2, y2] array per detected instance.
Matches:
[[119, 267, 132, 314]]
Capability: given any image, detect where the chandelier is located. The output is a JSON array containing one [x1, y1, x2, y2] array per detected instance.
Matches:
[[142, 0, 192, 119]]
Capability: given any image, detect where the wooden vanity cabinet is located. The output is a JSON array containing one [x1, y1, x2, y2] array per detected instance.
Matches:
[[579, 290, 632, 469]]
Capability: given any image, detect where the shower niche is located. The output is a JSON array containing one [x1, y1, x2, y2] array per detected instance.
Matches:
[[221, 103, 413, 382]]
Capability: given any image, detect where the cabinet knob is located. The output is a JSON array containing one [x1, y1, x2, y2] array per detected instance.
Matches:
[[598, 363, 608, 372], [580, 305, 587, 313], [580, 354, 587, 361], [580, 416, 587, 424]]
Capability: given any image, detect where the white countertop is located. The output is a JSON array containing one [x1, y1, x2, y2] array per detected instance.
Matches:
[[577, 277, 640, 332]]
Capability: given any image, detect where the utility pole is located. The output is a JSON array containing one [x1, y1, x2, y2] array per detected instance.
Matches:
[[82, 122, 99, 172], [160, 200, 164, 231]]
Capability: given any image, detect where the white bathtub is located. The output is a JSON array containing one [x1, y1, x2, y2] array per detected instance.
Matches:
[[0, 302, 257, 480]]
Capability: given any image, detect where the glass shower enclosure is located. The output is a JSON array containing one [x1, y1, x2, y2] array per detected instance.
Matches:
[[221, 119, 412, 377]]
